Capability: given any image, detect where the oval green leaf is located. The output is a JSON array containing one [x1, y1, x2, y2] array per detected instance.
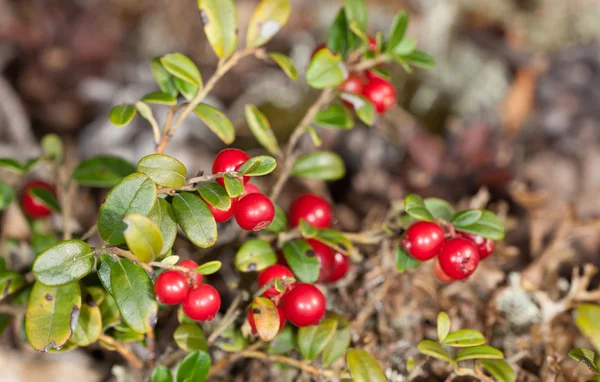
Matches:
[[569, 348, 600, 373], [29, 187, 61, 212], [33, 240, 94, 286], [198, 0, 238, 60], [160, 53, 202, 87], [282, 240, 318, 283], [315, 104, 353, 129], [109, 104, 137, 127], [234, 239, 277, 272], [442, 329, 486, 347], [70, 291, 102, 346], [175, 77, 198, 101], [478, 359, 515, 382], [386, 11, 408, 53], [97, 172, 157, 245], [0, 158, 25, 174], [138, 154, 187, 188], [297, 312, 338, 360], [197, 183, 231, 211], [123, 213, 163, 263], [291, 151, 346, 181], [314, 229, 353, 255], [174, 323, 208, 352], [149, 199, 178, 257], [346, 349, 387, 382], [306, 49, 346, 89], [193, 103, 235, 144], [176, 350, 211, 382], [451, 210, 505, 241], [424, 198, 455, 221], [71, 155, 136, 188], [244, 105, 280, 155], [455, 345, 503, 362], [339, 93, 375, 126], [343, 0, 367, 34], [247, 0, 290, 47], [141, 91, 177, 106], [269, 53, 297, 80], [266, 204, 288, 233], [25, 281, 82, 352], [110, 260, 158, 334], [405, 50, 436, 68], [0, 181, 14, 210], [404, 193, 434, 221], [395, 246, 420, 273], [223, 174, 244, 198], [151, 57, 178, 97], [194, 261, 222, 275], [238, 156, 277, 176], [322, 314, 351, 366], [417, 339, 454, 363], [151, 366, 173, 382], [267, 325, 296, 355], [437, 312, 451, 342], [451, 209, 482, 227], [172, 192, 217, 248]]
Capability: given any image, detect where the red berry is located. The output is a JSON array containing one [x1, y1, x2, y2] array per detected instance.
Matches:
[[437, 238, 480, 280], [362, 77, 397, 113], [201, 193, 237, 223], [20, 180, 55, 219], [154, 271, 190, 305], [179, 260, 203, 286], [338, 73, 364, 95], [457, 231, 494, 260], [288, 194, 332, 229], [235, 193, 275, 231], [282, 283, 326, 327], [401, 221, 445, 261], [327, 251, 350, 283], [433, 258, 454, 282], [368, 36, 377, 52], [182, 284, 221, 321], [248, 305, 286, 333], [258, 265, 296, 300], [243, 183, 261, 196], [212, 148, 250, 187], [306, 239, 335, 283], [365, 70, 385, 81]]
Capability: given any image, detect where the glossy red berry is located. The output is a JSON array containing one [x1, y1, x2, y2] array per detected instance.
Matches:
[[401, 221, 445, 261], [201, 194, 236, 223], [368, 36, 377, 52], [437, 238, 480, 280], [243, 183, 261, 196], [282, 283, 326, 327], [365, 69, 385, 81], [248, 305, 286, 333], [179, 260, 203, 286], [457, 231, 495, 260], [288, 194, 332, 229], [258, 265, 296, 300], [433, 258, 454, 282], [306, 239, 335, 283], [212, 148, 250, 186], [362, 77, 397, 113], [235, 193, 275, 231], [338, 73, 364, 95], [20, 180, 55, 219], [154, 271, 190, 305], [182, 284, 221, 321], [327, 251, 350, 283]]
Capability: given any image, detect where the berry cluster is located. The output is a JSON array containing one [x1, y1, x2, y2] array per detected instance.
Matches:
[[401, 221, 495, 282], [20, 180, 56, 219], [208, 148, 275, 231], [154, 260, 221, 321]]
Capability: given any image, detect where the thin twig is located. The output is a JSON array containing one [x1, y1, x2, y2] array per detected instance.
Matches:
[[156, 171, 235, 194], [99, 334, 144, 369], [207, 293, 244, 344], [81, 224, 98, 241]]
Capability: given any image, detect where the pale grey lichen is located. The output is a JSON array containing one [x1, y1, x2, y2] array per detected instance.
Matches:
[[495, 273, 542, 329]]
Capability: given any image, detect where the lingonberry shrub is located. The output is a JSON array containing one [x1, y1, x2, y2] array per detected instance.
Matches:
[[0, 1, 499, 380]]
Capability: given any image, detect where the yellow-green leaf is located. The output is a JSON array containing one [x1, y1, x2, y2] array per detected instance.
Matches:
[[291, 151, 346, 181], [246, 0, 291, 47], [442, 329, 486, 347], [70, 291, 102, 346], [306, 49, 347, 89], [575, 304, 600, 353], [137, 154, 187, 188], [455, 346, 503, 362], [244, 105, 280, 155], [478, 359, 515, 382], [198, 0, 238, 59], [174, 323, 208, 352], [418, 339, 453, 363], [33, 240, 95, 286], [437, 312, 450, 342], [250, 297, 280, 342], [160, 53, 202, 87], [346, 349, 387, 382], [234, 239, 277, 272], [109, 104, 137, 127], [268, 53, 297, 80], [148, 199, 178, 257], [123, 213, 163, 263], [322, 314, 351, 366], [297, 312, 338, 360], [193, 103, 235, 145]]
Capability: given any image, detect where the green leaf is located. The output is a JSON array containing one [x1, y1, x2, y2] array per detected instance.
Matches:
[[33, 240, 94, 286], [194, 261, 221, 275], [223, 174, 244, 198], [437, 312, 450, 342], [0, 270, 25, 302], [298, 312, 338, 360], [282, 240, 319, 283], [346, 349, 387, 382], [109, 104, 137, 127], [0, 158, 25, 173], [70, 290, 102, 346], [569, 348, 600, 373], [314, 229, 353, 255], [213, 323, 248, 352], [123, 214, 163, 263], [29, 187, 61, 212], [193, 103, 235, 145], [451, 210, 482, 227], [452, 209, 504, 240], [0, 181, 14, 210], [267, 325, 296, 355], [386, 11, 408, 53], [161, 255, 180, 265], [250, 297, 280, 342], [244, 105, 280, 155], [442, 329, 486, 347], [71, 155, 136, 188], [141, 91, 177, 106], [266, 204, 288, 233], [172, 192, 217, 248], [138, 154, 187, 188], [306, 126, 322, 147], [160, 53, 202, 87], [455, 345, 503, 361], [151, 366, 173, 382], [338, 93, 375, 126], [133, 102, 157, 132], [315, 104, 353, 129], [42, 133, 64, 163], [327, 9, 353, 58], [238, 156, 277, 176], [97, 172, 157, 245], [86, 286, 105, 306], [343, 0, 367, 34], [404, 193, 434, 221], [306, 49, 346, 89], [575, 304, 600, 353], [234, 239, 277, 272], [291, 151, 346, 181], [174, 77, 198, 101], [322, 314, 351, 366], [110, 260, 158, 334], [151, 57, 178, 97], [404, 50, 436, 68], [198, 0, 237, 60], [149, 199, 178, 257], [246, 0, 290, 47], [25, 281, 81, 352], [269, 53, 297, 80], [197, 183, 231, 211], [395, 246, 420, 273], [417, 339, 453, 363], [392, 36, 416, 57], [478, 360, 515, 382], [98, 255, 117, 295], [176, 350, 211, 382], [424, 198, 455, 221], [174, 323, 208, 352], [99, 293, 121, 329], [299, 219, 318, 238], [32, 233, 58, 256]]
